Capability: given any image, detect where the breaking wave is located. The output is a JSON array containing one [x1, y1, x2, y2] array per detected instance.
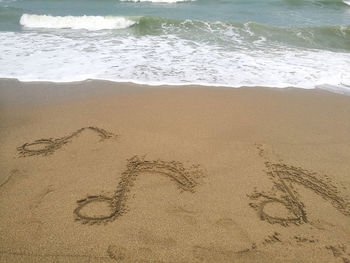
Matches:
[[18, 15, 350, 51], [20, 14, 137, 30], [120, 0, 194, 2]]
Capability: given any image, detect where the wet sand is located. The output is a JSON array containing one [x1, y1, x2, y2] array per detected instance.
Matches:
[[0, 79, 349, 262]]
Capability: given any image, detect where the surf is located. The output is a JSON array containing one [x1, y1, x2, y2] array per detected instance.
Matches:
[[120, 0, 195, 3], [20, 14, 137, 30]]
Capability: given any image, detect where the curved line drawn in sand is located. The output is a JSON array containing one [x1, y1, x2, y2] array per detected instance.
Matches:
[[249, 144, 350, 226], [74, 156, 202, 225], [17, 127, 117, 157], [262, 232, 281, 246], [0, 176, 12, 188], [0, 169, 24, 191], [294, 236, 317, 244], [107, 245, 127, 261], [326, 244, 350, 263]]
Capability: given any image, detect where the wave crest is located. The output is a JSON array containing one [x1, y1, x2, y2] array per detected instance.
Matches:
[[131, 17, 350, 51], [120, 0, 194, 2], [20, 14, 137, 30]]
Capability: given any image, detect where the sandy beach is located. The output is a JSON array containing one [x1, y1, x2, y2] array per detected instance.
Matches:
[[0, 79, 349, 262]]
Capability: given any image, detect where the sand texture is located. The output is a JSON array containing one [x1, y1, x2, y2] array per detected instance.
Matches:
[[0, 79, 350, 262]]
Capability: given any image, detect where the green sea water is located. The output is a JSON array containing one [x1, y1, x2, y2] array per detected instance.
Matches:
[[0, 0, 349, 92], [1, 0, 350, 28]]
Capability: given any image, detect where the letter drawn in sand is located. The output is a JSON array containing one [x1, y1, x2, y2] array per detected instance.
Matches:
[[74, 156, 202, 225], [17, 127, 117, 157], [249, 144, 350, 226]]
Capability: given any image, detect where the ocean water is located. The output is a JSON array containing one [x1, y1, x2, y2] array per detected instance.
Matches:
[[0, 0, 349, 93]]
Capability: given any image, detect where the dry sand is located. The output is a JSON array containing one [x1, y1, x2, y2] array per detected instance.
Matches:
[[0, 79, 349, 262]]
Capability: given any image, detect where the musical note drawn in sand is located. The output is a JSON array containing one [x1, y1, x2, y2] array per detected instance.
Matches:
[[17, 127, 117, 157], [249, 144, 350, 226], [74, 156, 202, 225]]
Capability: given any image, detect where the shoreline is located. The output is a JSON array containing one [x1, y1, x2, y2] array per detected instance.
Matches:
[[0, 79, 349, 262], [1, 78, 349, 102], [0, 78, 348, 107]]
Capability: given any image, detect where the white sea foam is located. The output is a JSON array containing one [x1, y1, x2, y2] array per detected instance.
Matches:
[[0, 31, 349, 94], [120, 0, 194, 3], [20, 14, 136, 30], [344, 0, 350, 6]]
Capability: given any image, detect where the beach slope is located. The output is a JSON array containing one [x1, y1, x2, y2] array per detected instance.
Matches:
[[0, 79, 350, 262]]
